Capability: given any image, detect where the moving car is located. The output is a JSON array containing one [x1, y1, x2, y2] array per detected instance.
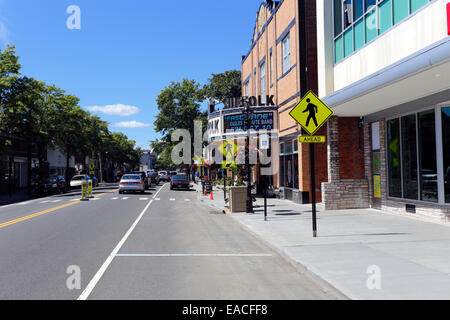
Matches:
[[119, 174, 145, 194], [131, 171, 150, 189], [36, 175, 67, 195], [158, 171, 169, 182], [147, 171, 160, 186], [170, 174, 191, 191]]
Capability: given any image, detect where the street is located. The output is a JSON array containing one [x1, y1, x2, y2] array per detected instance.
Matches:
[[0, 183, 337, 300]]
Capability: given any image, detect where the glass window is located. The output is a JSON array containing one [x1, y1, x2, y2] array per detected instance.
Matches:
[[354, 0, 364, 20], [280, 155, 285, 187], [244, 81, 249, 97], [335, 36, 344, 63], [418, 109, 438, 203], [365, 0, 377, 11], [401, 114, 418, 200], [282, 33, 291, 74], [410, 0, 428, 13], [442, 107, 450, 203], [354, 19, 365, 50], [344, 0, 353, 29], [260, 62, 266, 104], [254, 71, 257, 95], [393, 0, 409, 24], [365, 8, 378, 42], [293, 139, 298, 152], [379, 0, 393, 34], [270, 52, 274, 86], [344, 28, 353, 57], [387, 119, 402, 197], [334, 0, 343, 36], [294, 154, 299, 189]]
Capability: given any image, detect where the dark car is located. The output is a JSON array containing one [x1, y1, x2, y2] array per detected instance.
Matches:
[[36, 175, 67, 195], [147, 171, 160, 186], [131, 171, 150, 189], [170, 174, 191, 191]]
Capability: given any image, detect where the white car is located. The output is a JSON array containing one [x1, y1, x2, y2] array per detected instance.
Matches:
[[119, 174, 145, 194], [70, 175, 89, 189]]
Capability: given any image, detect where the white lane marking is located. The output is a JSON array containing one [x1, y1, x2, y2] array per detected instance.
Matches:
[[139, 198, 149, 201], [121, 197, 129, 200], [40, 200, 51, 204], [154, 198, 160, 201], [14, 201, 33, 206], [51, 200, 62, 203], [78, 184, 166, 300], [111, 197, 119, 200], [170, 198, 175, 201], [184, 199, 191, 202], [115, 253, 273, 257]]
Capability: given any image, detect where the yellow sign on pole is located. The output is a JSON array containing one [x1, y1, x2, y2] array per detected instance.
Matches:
[[89, 163, 95, 170], [221, 138, 237, 169], [299, 136, 326, 143], [289, 91, 334, 136]]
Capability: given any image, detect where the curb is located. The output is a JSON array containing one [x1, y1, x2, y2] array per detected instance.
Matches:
[[227, 212, 350, 300]]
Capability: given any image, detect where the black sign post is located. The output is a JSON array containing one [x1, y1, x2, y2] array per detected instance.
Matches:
[[309, 143, 317, 237]]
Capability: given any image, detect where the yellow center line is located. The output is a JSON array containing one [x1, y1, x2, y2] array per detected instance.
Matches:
[[0, 188, 119, 230]]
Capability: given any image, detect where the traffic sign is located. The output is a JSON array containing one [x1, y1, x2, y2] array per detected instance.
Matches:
[[221, 138, 237, 169], [289, 91, 334, 136], [299, 136, 326, 143], [89, 163, 95, 170], [89, 171, 95, 175]]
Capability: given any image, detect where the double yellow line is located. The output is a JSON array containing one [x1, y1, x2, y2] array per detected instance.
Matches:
[[0, 189, 118, 230]]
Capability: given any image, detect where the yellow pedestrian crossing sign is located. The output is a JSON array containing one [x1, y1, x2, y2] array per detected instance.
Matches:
[[221, 138, 237, 169], [289, 91, 334, 136]]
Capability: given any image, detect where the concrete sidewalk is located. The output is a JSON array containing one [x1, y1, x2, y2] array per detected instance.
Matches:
[[195, 183, 450, 300]]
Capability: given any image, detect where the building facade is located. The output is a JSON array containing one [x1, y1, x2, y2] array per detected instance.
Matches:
[[317, 0, 450, 220], [240, 0, 329, 203]]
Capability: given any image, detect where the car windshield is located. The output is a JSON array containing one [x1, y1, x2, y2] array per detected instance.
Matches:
[[122, 175, 141, 180], [172, 175, 188, 181], [72, 176, 84, 181], [49, 177, 57, 183]]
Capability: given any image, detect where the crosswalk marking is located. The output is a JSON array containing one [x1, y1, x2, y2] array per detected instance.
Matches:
[[170, 199, 175, 201], [122, 197, 129, 200], [111, 197, 119, 200], [184, 199, 191, 202], [154, 198, 161, 201], [139, 198, 149, 201]]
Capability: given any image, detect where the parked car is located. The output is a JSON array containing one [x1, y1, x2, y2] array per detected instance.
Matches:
[[147, 171, 160, 186], [170, 174, 191, 191], [119, 174, 145, 194], [158, 171, 169, 182], [36, 175, 67, 195], [131, 171, 150, 189]]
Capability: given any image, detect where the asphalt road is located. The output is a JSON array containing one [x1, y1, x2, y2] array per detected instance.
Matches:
[[0, 183, 338, 300]]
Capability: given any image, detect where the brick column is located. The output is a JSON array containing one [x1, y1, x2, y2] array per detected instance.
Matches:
[[364, 123, 374, 206], [327, 116, 340, 181]]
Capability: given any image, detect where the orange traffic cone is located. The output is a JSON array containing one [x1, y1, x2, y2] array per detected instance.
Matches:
[[204, 189, 207, 196], [210, 191, 214, 200]]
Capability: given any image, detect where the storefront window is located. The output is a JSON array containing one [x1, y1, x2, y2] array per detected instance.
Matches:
[[418, 109, 438, 203], [387, 118, 402, 197], [279, 140, 298, 189], [442, 107, 450, 203], [401, 114, 418, 200]]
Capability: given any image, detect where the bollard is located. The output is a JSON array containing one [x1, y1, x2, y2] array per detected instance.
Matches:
[[81, 181, 89, 201], [87, 179, 94, 198]]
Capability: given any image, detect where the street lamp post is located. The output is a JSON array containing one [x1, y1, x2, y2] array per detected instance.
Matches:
[[244, 105, 254, 213]]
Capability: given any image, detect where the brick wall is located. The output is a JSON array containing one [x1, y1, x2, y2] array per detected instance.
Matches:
[[338, 117, 365, 180]]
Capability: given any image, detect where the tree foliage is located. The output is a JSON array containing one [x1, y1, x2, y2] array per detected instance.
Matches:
[[202, 70, 242, 104]]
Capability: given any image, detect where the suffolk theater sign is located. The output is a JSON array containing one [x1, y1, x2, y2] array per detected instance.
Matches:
[[223, 95, 275, 109]]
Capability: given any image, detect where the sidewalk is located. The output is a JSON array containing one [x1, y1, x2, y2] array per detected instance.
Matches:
[[195, 183, 450, 300]]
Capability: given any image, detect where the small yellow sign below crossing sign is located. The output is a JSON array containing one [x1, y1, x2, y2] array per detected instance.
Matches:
[[289, 91, 334, 136], [299, 136, 326, 143]]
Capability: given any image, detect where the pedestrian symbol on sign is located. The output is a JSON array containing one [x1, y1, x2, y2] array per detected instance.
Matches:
[[289, 91, 334, 136]]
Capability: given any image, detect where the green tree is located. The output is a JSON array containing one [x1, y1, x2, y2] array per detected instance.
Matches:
[[202, 70, 242, 104], [153, 79, 207, 168]]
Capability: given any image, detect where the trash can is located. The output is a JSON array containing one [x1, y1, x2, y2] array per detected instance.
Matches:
[[229, 186, 247, 212]]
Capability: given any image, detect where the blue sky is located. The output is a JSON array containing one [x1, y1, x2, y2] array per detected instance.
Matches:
[[0, 0, 261, 149]]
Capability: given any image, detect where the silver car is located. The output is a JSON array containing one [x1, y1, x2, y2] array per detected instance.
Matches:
[[119, 174, 145, 194]]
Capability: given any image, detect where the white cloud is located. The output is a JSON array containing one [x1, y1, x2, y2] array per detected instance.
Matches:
[[113, 121, 151, 128], [85, 104, 140, 116]]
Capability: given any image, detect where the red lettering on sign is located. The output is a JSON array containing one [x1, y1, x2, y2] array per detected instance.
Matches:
[[447, 2, 450, 36]]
